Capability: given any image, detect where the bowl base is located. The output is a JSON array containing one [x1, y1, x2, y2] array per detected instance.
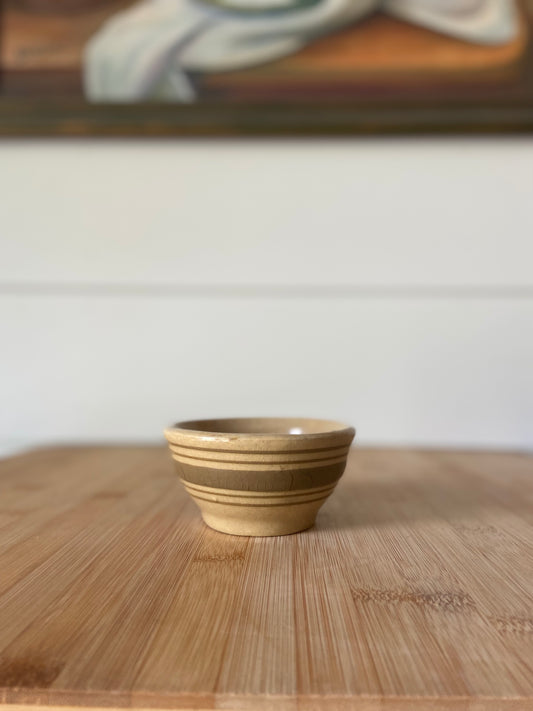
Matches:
[[201, 510, 317, 537], [182, 480, 335, 537]]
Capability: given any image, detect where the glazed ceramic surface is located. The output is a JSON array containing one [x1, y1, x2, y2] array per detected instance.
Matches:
[[164, 417, 355, 536]]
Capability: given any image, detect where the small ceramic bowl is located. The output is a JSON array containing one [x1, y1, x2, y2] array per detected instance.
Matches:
[[164, 417, 355, 536]]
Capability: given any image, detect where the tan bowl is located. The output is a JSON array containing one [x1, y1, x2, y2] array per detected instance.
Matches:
[[164, 417, 355, 536]]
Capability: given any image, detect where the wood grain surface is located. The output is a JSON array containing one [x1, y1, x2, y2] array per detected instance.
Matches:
[[0, 446, 532, 710]]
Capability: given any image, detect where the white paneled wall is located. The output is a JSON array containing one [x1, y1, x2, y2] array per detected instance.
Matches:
[[1, 139, 532, 454]]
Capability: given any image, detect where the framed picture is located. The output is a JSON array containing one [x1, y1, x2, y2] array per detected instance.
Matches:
[[1, 0, 532, 135]]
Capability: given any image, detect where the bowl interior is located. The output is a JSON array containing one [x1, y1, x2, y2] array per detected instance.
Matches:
[[175, 417, 352, 436]]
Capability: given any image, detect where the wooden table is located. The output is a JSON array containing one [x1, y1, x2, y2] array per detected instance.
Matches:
[[1, 447, 532, 710]]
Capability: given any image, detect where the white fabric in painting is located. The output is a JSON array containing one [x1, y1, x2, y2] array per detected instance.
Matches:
[[83, 0, 520, 103]]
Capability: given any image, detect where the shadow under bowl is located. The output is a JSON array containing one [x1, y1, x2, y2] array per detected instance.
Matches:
[[164, 417, 355, 536]]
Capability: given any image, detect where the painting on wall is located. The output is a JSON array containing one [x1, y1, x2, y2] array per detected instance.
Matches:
[[1, 0, 532, 134]]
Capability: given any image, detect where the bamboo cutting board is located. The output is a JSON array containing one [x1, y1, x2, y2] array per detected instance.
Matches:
[[0, 446, 532, 711]]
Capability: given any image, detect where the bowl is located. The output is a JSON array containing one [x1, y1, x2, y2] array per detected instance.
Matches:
[[164, 417, 355, 536]]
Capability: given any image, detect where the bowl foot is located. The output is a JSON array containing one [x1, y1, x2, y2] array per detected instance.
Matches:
[[183, 480, 335, 537]]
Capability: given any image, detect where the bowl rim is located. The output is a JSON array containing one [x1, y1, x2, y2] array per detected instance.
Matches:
[[165, 416, 355, 440]]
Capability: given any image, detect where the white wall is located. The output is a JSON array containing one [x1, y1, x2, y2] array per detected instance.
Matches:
[[1, 138, 532, 455]]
